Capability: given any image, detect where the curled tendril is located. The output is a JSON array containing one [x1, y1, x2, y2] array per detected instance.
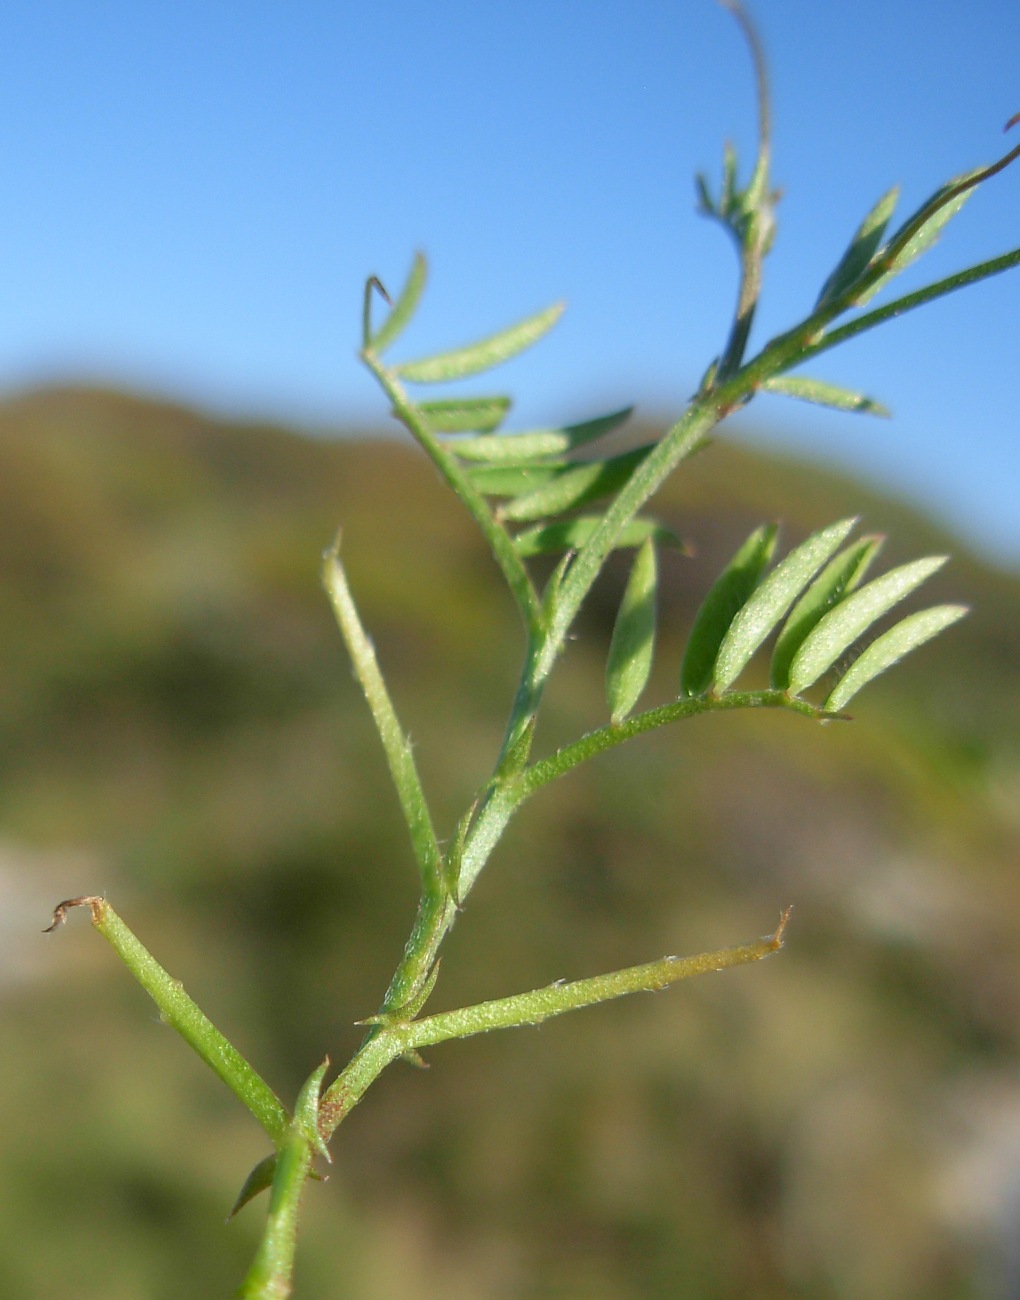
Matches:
[[873, 123, 1020, 279], [366, 275, 391, 307], [43, 894, 105, 932], [719, 0, 770, 172], [968, 125, 1020, 186], [361, 274, 393, 349]]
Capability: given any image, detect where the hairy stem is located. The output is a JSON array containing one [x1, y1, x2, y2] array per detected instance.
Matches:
[[799, 246, 1020, 364], [45, 897, 289, 1145], [516, 691, 831, 800], [237, 1061, 330, 1299], [717, 0, 774, 380], [399, 909, 790, 1048], [360, 348, 540, 634], [322, 539, 444, 896]]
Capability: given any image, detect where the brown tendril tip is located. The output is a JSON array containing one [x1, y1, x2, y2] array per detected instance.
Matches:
[[770, 904, 794, 950], [366, 275, 391, 306], [43, 895, 105, 933]]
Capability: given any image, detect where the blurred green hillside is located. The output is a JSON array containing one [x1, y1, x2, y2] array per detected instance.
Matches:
[[1, 386, 1018, 1299]]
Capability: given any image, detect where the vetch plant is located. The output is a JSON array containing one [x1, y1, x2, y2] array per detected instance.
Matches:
[[45, 7, 1020, 1295]]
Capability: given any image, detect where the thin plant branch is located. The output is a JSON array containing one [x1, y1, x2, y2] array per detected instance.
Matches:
[[322, 538, 444, 897], [44, 897, 289, 1145]]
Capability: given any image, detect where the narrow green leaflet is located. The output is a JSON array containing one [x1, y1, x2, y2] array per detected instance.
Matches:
[[393, 301, 564, 384], [698, 140, 740, 220], [761, 376, 889, 418], [369, 252, 427, 355], [787, 555, 948, 696], [441, 406, 633, 464], [712, 517, 858, 693], [680, 524, 778, 698], [886, 173, 981, 271], [722, 141, 738, 210], [514, 515, 681, 559], [499, 444, 653, 524], [468, 461, 567, 498], [853, 172, 979, 307], [770, 535, 883, 690], [814, 186, 898, 309], [695, 171, 716, 218], [417, 397, 511, 434], [824, 604, 968, 712], [606, 539, 658, 724]]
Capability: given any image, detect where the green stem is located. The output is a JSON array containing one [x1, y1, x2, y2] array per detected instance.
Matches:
[[319, 1026, 405, 1142], [235, 1132, 312, 1299], [322, 539, 444, 896], [45, 897, 289, 1145], [361, 349, 541, 634], [377, 890, 458, 1017], [236, 1061, 330, 1299], [319, 910, 792, 1143], [797, 246, 1020, 364], [717, 0, 773, 381], [400, 909, 791, 1048], [517, 691, 829, 800], [870, 135, 1020, 281], [459, 635, 550, 900], [455, 691, 828, 901], [542, 397, 724, 680]]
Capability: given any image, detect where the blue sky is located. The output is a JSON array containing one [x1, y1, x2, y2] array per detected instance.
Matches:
[[3, 1, 1019, 564]]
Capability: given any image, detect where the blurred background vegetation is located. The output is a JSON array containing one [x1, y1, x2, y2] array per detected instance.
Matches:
[[1, 385, 1018, 1299]]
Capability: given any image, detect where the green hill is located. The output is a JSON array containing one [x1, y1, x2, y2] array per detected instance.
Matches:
[[1, 386, 1018, 1299]]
